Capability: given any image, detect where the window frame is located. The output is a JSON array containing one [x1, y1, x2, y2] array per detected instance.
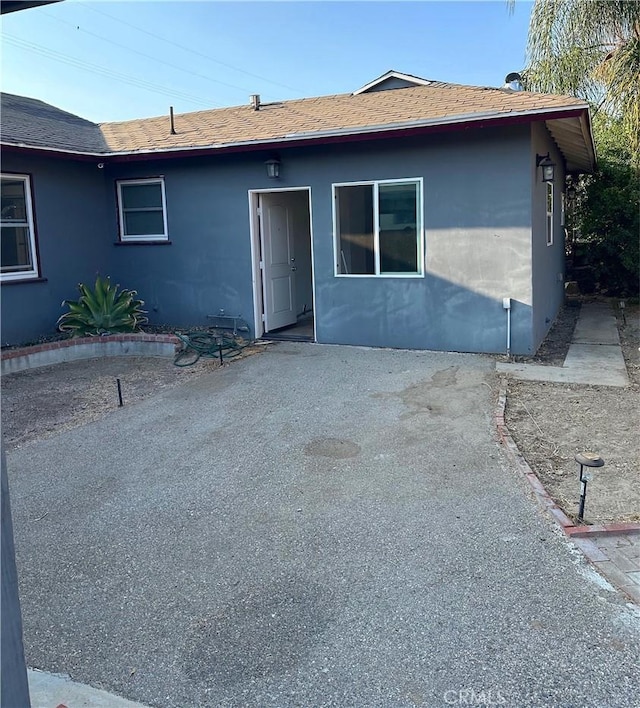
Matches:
[[1, 172, 40, 282], [116, 177, 169, 242], [546, 181, 554, 247], [332, 177, 424, 278]]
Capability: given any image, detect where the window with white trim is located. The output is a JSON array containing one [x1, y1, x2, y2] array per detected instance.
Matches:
[[546, 182, 554, 246], [334, 178, 423, 276], [117, 178, 168, 241], [1, 173, 39, 281]]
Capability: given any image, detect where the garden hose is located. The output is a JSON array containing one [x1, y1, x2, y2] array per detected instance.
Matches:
[[173, 331, 253, 367]]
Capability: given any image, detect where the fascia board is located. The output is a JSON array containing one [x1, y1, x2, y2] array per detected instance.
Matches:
[[0, 104, 589, 160]]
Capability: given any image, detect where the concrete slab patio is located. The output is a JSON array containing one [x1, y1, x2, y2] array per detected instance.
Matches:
[[6, 344, 640, 708]]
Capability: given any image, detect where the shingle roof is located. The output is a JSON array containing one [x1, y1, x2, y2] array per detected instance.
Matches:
[[99, 83, 588, 155], [1, 81, 590, 162], [0, 93, 108, 153]]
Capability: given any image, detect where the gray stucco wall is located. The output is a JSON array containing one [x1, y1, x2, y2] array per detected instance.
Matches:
[[3, 124, 535, 354], [105, 155, 259, 331], [308, 129, 533, 353], [530, 121, 567, 351], [106, 126, 534, 354], [1, 154, 110, 346]]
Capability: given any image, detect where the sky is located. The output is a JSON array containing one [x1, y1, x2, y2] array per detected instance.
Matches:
[[1, 1, 534, 123]]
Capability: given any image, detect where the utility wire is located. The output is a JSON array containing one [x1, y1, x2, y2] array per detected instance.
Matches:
[[79, 2, 304, 96], [39, 9, 275, 102], [2, 34, 213, 109]]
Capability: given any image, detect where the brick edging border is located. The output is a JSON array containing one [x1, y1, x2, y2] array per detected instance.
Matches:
[[1, 334, 182, 374], [1, 333, 180, 361], [495, 379, 640, 538], [496, 379, 640, 603]]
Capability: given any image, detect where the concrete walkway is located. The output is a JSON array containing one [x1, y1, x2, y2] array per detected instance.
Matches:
[[7, 344, 640, 707], [28, 668, 150, 708], [497, 302, 629, 386]]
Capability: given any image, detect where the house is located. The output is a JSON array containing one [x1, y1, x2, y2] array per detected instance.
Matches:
[[1, 70, 595, 353]]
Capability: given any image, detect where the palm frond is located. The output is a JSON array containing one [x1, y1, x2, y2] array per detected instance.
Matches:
[[523, 0, 640, 165]]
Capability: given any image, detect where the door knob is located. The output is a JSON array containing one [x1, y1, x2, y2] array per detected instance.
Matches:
[[291, 266, 297, 271]]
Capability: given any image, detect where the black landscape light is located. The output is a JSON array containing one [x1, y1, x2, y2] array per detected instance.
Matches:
[[575, 452, 604, 522]]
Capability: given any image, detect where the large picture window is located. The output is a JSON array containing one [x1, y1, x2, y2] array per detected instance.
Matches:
[[1, 174, 39, 282], [117, 178, 168, 242], [334, 178, 423, 276]]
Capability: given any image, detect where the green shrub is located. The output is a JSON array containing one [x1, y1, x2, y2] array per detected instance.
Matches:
[[568, 113, 639, 297], [57, 276, 147, 337]]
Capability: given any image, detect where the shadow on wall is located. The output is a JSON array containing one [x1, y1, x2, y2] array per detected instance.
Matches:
[[315, 269, 532, 355]]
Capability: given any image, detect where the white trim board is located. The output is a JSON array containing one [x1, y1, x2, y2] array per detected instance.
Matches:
[[248, 186, 315, 342], [353, 70, 434, 95], [332, 177, 424, 278]]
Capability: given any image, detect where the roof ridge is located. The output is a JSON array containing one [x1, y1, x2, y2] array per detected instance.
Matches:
[[99, 83, 499, 128]]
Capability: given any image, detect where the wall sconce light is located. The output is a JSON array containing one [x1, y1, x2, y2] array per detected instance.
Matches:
[[536, 153, 555, 183], [265, 158, 281, 179]]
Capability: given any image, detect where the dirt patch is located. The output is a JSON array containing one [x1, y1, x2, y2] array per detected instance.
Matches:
[[2, 346, 266, 450], [505, 300, 639, 524], [513, 301, 581, 366]]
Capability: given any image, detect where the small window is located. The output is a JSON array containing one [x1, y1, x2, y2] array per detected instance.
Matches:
[[334, 179, 423, 276], [117, 178, 168, 241], [546, 182, 554, 246], [1, 174, 39, 282]]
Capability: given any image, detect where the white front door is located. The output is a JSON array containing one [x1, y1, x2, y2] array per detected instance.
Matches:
[[260, 194, 297, 331]]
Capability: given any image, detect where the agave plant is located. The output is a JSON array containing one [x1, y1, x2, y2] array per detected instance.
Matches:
[[57, 275, 148, 337]]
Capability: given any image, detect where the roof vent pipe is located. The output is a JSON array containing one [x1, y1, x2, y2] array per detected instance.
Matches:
[[502, 72, 523, 91], [250, 94, 260, 111], [169, 106, 176, 135]]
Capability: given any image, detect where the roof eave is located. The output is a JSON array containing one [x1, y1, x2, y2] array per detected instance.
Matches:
[[0, 143, 105, 160], [545, 110, 596, 174], [1, 104, 591, 165], [102, 105, 594, 165]]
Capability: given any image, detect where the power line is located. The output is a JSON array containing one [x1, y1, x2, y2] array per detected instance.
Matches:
[[79, 3, 304, 96], [39, 9, 275, 102], [2, 34, 213, 109]]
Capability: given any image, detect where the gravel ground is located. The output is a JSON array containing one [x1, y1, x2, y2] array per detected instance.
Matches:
[[505, 300, 639, 524], [6, 343, 640, 707], [1, 345, 267, 450]]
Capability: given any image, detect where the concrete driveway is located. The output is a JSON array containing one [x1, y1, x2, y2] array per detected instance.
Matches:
[[7, 343, 640, 707]]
